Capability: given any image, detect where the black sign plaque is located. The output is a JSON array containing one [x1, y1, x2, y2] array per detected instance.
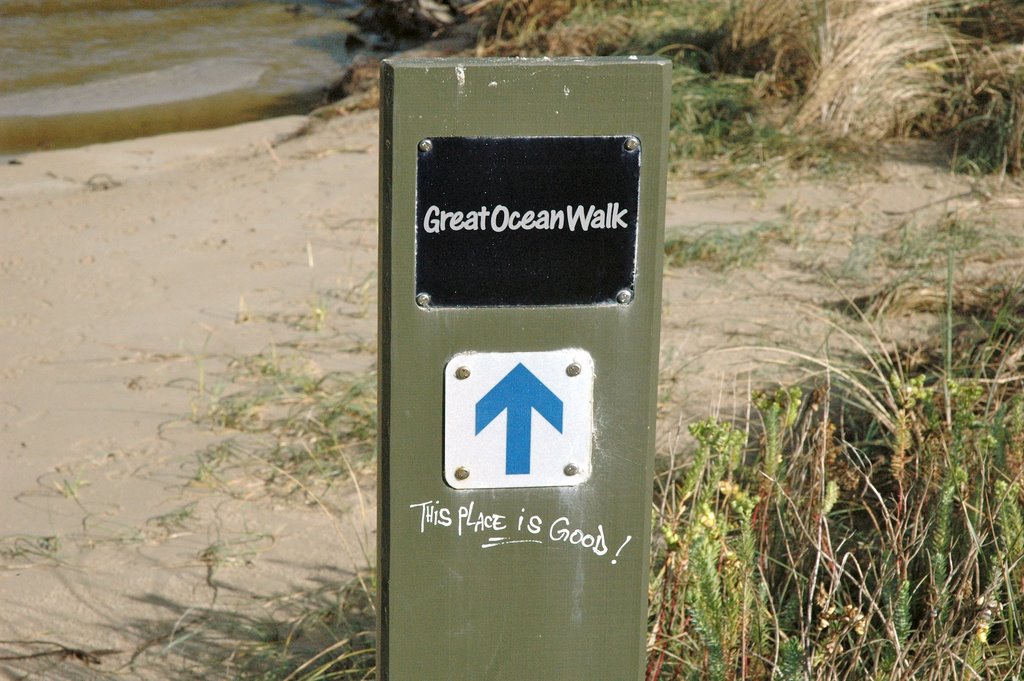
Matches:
[[415, 136, 640, 307]]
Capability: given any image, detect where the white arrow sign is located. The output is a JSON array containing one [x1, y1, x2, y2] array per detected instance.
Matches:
[[443, 349, 595, 489]]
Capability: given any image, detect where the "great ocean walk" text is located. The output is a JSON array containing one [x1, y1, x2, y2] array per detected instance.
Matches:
[[422, 203, 628, 234]]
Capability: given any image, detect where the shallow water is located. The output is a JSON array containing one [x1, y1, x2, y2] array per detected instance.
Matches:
[[0, 0, 360, 154]]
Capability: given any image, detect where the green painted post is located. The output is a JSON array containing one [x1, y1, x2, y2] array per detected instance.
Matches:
[[378, 57, 670, 681]]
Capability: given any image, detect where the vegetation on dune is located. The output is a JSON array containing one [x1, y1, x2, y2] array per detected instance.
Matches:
[[431, 0, 1024, 175], [647, 277, 1024, 679], [345, 0, 1022, 174]]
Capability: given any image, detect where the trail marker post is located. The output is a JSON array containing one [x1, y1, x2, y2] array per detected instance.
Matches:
[[378, 57, 670, 680]]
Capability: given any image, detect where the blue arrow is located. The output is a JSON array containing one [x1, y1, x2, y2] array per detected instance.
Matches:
[[475, 363, 563, 475]]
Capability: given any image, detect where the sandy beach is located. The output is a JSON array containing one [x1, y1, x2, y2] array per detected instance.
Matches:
[[2, 104, 1022, 678], [1, 111, 381, 678]]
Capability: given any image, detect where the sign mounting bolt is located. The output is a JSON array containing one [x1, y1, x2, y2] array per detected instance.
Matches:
[[563, 463, 579, 477], [566, 363, 581, 377], [455, 366, 471, 380], [415, 292, 431, 308], [616, 289, 634, 305], [454, 466, 470, 480], [418, 139, 433, 153], [624, 136, 640, 151]]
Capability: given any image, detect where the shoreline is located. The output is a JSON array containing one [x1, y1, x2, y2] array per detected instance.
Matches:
[[0, 59, 342, 158], [0, 0, 367, 157], [0, 89, 321, 159], [0, 15, 477, 159]]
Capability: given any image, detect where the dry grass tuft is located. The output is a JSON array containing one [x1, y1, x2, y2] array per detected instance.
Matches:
[[849, 280, 996, 319], [945, 0, 1024, 43], [948, 42, 1024, 174], [724, 0, 820, 97], [466, 0, 629, 56], [726, 0, 1024, 171], [724, 0, 957, 134], [792, 0, 953, 139]]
